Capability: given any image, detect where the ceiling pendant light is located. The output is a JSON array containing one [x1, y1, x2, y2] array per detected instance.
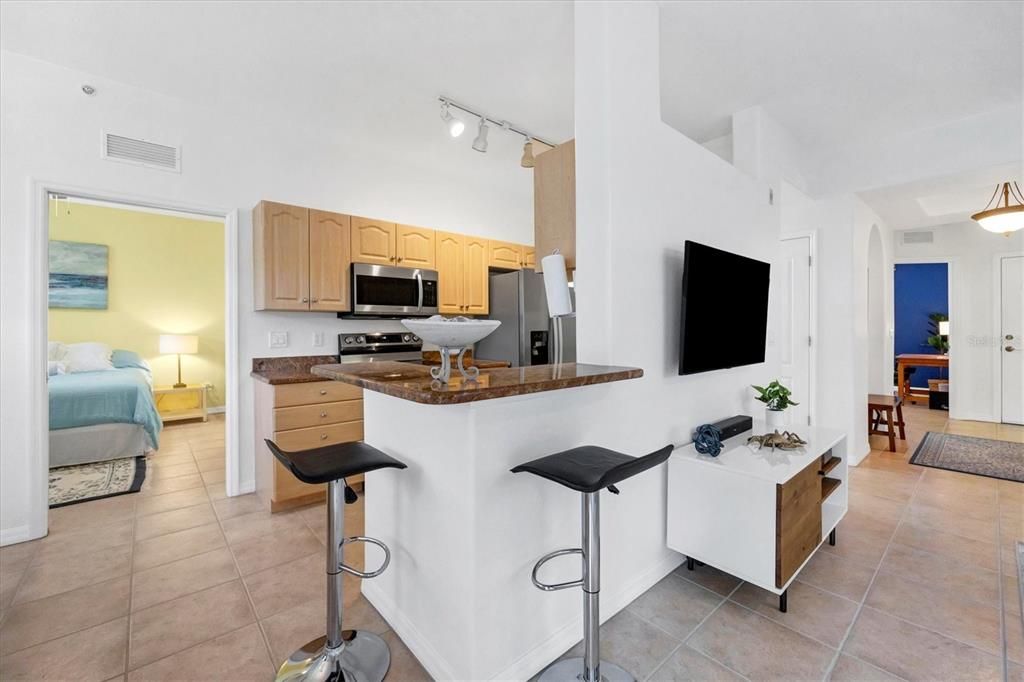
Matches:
[[440, 102, 465, 138], [472, 118, 489, 153], [972, 182, 1024, 234], [520, 137, 535, 168]]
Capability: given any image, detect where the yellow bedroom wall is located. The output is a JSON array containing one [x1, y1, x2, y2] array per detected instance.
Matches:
[[48, 199, 226, 407]]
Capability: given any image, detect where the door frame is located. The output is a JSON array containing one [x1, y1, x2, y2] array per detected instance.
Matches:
[[891, 257, 957, 415], [25, 178, 240, 543], [995, 252, 1024, 424], [780, 232, 817, 427]]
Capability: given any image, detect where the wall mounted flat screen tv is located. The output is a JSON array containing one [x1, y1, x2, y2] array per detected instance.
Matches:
[[679, 241, 771, 375]]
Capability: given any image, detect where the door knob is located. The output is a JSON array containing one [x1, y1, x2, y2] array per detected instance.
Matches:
[[1006, 346, 1017, 352], [320, 389, 327, 395], [320, 433, 328, 440], [320, 411, 327, 418], [1007, 334, 1015, 340], [301, 297, 309, 303]]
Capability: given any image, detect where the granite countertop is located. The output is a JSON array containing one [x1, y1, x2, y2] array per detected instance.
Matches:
[[309, 361, 643, 405], [251, 354, 512, 385]]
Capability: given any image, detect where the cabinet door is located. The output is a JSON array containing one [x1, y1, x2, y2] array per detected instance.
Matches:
[[775, 461, 823, 588], [488, 240, 523, 270], [463, 235, 490, 315], [523, 246, 536, 270], [351, 217, 396, 265], [534, 139, 575, 272], [254, 201, 309, 311], [435, 231, 464, 314], [308, 210, 351, 312], [396, 225, 436, 268]]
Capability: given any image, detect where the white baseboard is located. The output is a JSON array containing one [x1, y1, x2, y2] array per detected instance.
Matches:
[[0, 525, 34, 547], [848, 439, 871, 466], [363, 551, 683, 681], [207, 406, 226, 415], [235, 478, 255, 496]]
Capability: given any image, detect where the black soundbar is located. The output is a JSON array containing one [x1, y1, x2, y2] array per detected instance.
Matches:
[[711, 415, 753, 441]]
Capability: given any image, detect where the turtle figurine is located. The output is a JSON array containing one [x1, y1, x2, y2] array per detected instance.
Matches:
[[747, 430, 808, 451]]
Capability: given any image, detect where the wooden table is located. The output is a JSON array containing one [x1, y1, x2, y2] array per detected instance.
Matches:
[[896, 353, 948, 405]]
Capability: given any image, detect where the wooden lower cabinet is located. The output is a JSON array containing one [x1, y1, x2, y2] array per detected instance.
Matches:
[[775, 460, 823, 587], [255, 380, 364, 512]]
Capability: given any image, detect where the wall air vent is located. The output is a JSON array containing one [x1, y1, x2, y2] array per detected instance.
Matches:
[[101, 132, 181, 172], [900, 230, 934, 245]]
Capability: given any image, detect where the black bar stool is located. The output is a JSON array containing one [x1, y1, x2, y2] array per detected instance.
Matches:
[[511, 444, 674, 682], [265, 439, 407, 682]]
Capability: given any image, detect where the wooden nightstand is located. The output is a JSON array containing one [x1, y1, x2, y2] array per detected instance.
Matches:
[[154, 384, 209, 422]]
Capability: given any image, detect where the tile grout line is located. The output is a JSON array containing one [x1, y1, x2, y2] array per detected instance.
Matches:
[[819, 462, 923, 681], [995, 483, 1008, 682], [124, 490, 139, 678]]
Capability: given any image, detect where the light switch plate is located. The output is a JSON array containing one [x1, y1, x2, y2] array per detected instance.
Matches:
[[312, 331, 325, 347], [269, 331, 289, 348]]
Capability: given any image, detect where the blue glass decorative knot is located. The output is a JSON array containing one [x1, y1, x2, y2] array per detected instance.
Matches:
[[693, 424, 724, 457]]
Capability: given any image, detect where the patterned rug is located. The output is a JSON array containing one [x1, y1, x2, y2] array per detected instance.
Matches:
[[48, 456, 147, 508], [909, 432, 1023, 483]]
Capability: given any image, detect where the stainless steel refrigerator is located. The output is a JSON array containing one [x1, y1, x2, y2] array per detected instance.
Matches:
[[476, 269, 576, 366]]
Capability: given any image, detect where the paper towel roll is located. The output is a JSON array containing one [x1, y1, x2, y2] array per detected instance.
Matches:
[[541, 253, 574, 318]]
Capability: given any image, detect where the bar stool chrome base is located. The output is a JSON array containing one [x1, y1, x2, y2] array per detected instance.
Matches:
[[275, 632, 391, 682], [538, 657, 634, 682]]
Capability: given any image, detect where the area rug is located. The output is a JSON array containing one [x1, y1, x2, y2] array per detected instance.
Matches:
[[909, 432, 1023, 483], [48, 456, 147, 508]]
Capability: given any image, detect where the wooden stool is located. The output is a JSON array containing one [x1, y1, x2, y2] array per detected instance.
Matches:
[[868, 394, 906, 452]]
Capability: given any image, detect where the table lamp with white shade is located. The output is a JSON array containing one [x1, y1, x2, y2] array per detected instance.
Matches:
[[159, 334, 198, 388]]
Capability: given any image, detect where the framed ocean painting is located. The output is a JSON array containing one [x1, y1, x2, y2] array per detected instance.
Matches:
[[49, 240, 109, 309]]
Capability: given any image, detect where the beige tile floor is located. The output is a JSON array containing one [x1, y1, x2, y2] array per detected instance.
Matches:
[[0, 407, 1021, 681]]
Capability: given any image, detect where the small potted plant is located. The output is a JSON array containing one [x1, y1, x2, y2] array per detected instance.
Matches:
[[752, 380, 799, 429]]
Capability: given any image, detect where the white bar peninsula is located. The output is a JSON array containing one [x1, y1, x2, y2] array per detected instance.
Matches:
[[311, 361, 653, 681]]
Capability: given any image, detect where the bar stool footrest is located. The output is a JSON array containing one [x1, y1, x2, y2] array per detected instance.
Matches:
[[532, 547, 584, 592], [339, 536, 391, 579]]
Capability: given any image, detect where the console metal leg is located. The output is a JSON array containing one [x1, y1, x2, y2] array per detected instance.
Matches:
[[829, 529, 836, 546], [275, 479, 391, 682], [686, 556, 695, 571], [779, 589, 788, 613]]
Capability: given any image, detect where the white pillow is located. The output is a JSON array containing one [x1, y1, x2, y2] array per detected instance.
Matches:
[[47, 360, 67, 376], [47, 341, 67, 361], [63, 342, 114, 373]]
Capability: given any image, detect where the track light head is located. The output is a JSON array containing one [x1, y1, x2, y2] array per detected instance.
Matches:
[[440, 102, 465, 138], [472, 118, 489, 153], [520, 138, 535, 168]]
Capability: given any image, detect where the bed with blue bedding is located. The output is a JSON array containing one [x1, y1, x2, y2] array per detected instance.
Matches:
[[48, 350, 162, 467]]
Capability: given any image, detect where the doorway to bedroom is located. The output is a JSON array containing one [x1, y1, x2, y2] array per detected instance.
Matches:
[[46, 193, 227, 510]]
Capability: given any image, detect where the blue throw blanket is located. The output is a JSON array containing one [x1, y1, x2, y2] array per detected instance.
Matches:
[[49, 368, 162, 449]]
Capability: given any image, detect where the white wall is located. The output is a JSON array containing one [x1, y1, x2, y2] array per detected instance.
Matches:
[[573, 0, 779, 584], [0, 51, 534, 543], [893, 221, 1024, 422]]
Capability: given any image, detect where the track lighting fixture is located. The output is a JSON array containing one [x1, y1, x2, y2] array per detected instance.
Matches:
[[472, 119, 490, 153], [440, 102, 465, 138], [438, 96, 554, 167]]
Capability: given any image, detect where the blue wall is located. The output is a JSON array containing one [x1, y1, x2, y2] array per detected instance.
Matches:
[[894, 263, 948, 387]]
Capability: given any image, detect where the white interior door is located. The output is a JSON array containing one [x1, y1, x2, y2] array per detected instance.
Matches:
[[1001, 256, 1023, 425], [777, 237, 812, 426]]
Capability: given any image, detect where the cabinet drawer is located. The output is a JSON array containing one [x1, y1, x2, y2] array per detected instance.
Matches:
[[273, 420, 364, 451], [274, 381, 362, 407], [274, 400, 363, 431]]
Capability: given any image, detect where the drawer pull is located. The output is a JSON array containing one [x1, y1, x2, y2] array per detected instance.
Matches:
[[320, 433, 328, 440], [320, 389, 327, 395], [320, 411, 328, 418]]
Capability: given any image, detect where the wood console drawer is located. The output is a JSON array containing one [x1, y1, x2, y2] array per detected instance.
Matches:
[[274, 381, 362, 407], [273, 420, 364, 451], [274, 400, 363, 431]]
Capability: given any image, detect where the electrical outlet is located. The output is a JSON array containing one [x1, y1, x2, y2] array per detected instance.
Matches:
[[312, 331, 325, 347], [269, 331, 289, 348]]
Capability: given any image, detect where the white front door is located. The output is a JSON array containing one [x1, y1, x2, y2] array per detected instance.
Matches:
[[1001, 255, 1023, 425], [777, 237, 812, 426]]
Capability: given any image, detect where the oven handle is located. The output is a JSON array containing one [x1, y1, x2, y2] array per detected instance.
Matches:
[[416, 271, 424, 311]]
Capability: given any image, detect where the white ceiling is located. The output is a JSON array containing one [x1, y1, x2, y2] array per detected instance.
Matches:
[[0, 1, 576, 171], [659, 1, 1023, 150], [857, 164, 1023, 230]]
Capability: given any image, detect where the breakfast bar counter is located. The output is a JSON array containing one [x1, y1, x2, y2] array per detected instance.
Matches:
[[308, 359, 667, 680]]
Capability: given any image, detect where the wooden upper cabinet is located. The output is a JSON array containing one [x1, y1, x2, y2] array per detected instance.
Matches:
[[533, 139, 575, 272], [522, 246, 536, 270], [463, 236, 489, 315], [308, 210, 352, 312], [396, 225, 436, 268], [435, 231, 464, 314], [254, 201, 310, 311], [351, 217, 396, 265], [488, 240, 523, 270]]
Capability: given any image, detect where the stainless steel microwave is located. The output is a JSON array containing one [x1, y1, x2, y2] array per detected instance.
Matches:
[[349, 263, 439, 317]]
